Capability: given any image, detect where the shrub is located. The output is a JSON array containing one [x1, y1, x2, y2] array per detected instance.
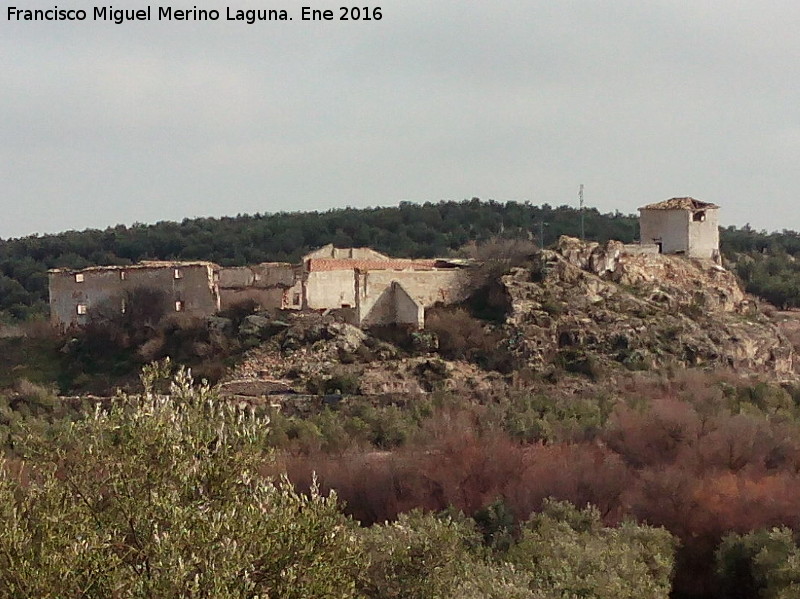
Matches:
[[307, 371, 362, 395], [425, 308, 517, 373], [716, 527, 800, 599], [555, 348, 603, 380], [507, 499, 677, 599], [0, 362, 363, 598], [357, 510, 482, 599]]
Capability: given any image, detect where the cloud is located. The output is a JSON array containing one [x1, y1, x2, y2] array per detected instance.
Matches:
[[2, 1, 800, 238]]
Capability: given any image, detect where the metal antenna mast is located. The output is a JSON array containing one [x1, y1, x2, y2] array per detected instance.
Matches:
[[579, 184, 585, 241]]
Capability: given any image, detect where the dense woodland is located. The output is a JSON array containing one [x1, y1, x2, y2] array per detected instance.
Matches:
[[2, 199, 800, 322]]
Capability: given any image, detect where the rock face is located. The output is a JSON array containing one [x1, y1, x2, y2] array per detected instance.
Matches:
[[222, 238, 795, 402], [501, 236, 793, 376]]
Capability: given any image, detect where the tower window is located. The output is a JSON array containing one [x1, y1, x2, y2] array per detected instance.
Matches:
[[75, 273, 84, 283]]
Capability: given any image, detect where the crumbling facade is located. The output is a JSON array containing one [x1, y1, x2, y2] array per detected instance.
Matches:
[[639, 197, 720, 259], [354, 267, 468, 328], [218, 263, 300, 311], [48, 261, 221, 330], [299, 254, 469, 327], [49, 246, 470, 330], [302, 244, 390, 261]]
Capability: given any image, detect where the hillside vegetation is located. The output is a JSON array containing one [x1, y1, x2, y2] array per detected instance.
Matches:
[[0, 197, 769, 322], [2, 199, 798, 322], [5, 201, 800, 598]]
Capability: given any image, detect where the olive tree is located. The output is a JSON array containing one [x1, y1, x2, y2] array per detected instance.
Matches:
[[0, 360, 362, 598], [506, 499, 677, 599]]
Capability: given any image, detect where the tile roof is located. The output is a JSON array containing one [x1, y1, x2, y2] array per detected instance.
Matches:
[[306, 258, 438, 272], [639, 197, 720, 211]]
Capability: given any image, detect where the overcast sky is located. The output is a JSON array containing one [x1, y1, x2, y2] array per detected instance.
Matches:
[[2, 0, 799, 239]]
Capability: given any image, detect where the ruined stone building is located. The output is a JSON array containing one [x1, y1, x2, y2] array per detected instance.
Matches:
[[49, 245, 470, 330], [302, 254, 468, 328], [48, 200, 723, 331], [48, 261, 221, 330], [639, 197, 720, 259], [218, 262, 300, 311]]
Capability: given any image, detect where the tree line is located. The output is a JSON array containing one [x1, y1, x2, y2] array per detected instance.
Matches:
[[0, 199, 798, 321]]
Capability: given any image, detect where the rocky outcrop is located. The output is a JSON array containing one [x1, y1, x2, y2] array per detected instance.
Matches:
[[500, 237, 793, 376]]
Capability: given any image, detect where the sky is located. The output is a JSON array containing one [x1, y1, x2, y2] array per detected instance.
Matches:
[[2, 0, 800, 239]]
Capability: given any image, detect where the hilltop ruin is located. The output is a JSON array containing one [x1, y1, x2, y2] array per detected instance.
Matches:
[[48, 243, 470, 330]]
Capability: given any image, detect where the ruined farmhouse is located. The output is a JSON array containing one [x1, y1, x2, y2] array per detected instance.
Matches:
[[48, 244, 470, 330], [48, 198, 722, 330], [48, 261, 221, 329]]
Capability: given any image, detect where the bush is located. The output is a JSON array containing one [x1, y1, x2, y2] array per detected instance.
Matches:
[[357, 510, 482, 599], [307, 371, 362, 395], [716, 527, 800, 599], [507, 499, 677, 599], [425, 308, 517, 373], [0, 362, 363, 598]]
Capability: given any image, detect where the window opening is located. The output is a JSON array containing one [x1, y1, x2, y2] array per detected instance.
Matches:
[[75, 273, 84, 283]]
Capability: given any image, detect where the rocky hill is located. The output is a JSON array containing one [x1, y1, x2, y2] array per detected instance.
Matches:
[[222, 237, 795, 403], [500, 236, 794, 377]]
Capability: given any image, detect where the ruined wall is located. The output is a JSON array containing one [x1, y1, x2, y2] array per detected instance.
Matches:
[[639, 209, 690, 254], [687, 208, 720, 259], [218, 263, 295, 310], [622, 243, 660, 256], [219, 263, 294, 288], [220, 288, 287, 311], [304, 270, 357, 310], [355, 269, 468, 327], [393, 283, 425, 327], [49, 263, 219, 329], [303, 244, 390, 261], [357, 281, 424, 328]]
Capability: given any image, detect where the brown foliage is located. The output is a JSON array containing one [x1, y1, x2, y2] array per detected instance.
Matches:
[[504, 443, 633, 523], [604, 398, 703, 468], [425, 308, 516, 372], [275, 426, 633, 527], [268, 369, 800, 596]]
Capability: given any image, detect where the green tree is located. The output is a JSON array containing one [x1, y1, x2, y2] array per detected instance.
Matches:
[[357, 510, 483, 599], [507, 499, 677, 599], [0, 361, 362, 598], [716, 527, 800, 599]]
